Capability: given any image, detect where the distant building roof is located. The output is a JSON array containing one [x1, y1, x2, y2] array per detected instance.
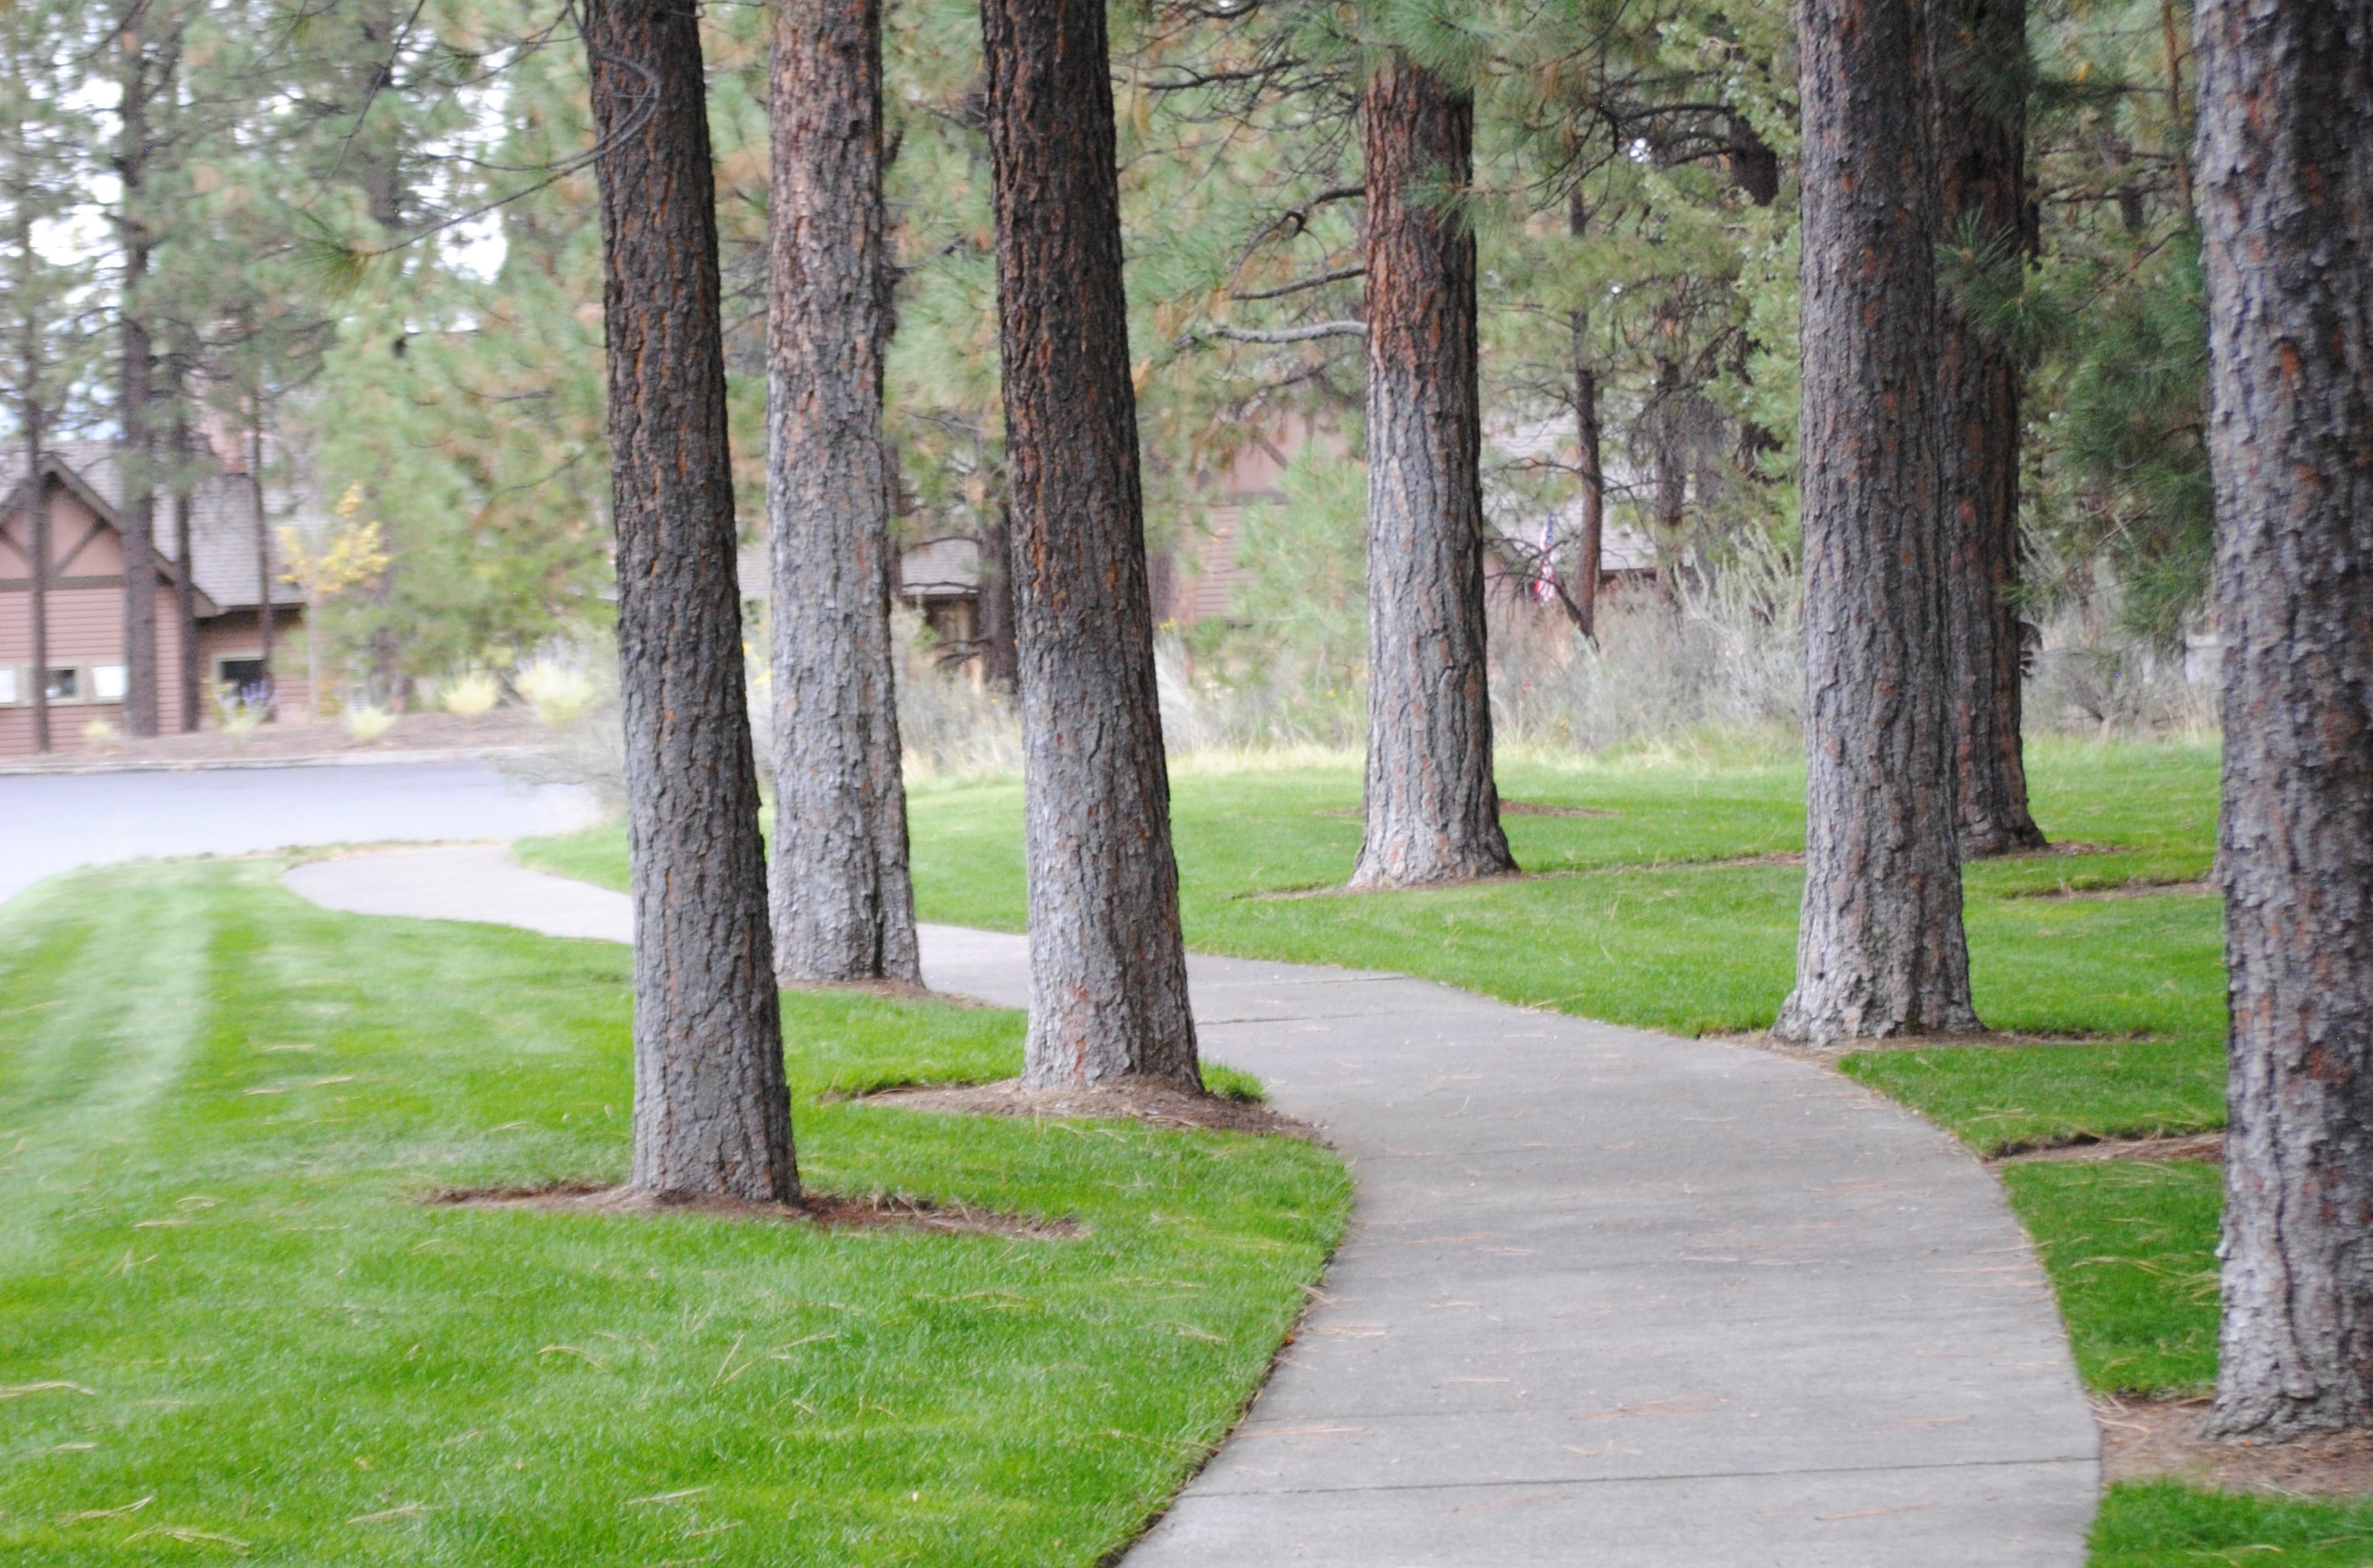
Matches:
[[1487, 416, 1657, 575], [738, 535, 981, 602], [896, 536, 979, 600], [44, 439, 319, 611]]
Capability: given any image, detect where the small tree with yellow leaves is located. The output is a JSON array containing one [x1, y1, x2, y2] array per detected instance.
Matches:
[[280, 485, 390, 717]]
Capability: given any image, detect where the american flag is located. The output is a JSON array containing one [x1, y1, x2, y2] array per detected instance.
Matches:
[[1532, 517, 1558, 604]]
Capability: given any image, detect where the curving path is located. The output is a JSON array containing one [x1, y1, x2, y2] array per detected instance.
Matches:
[[287, 844, 2100, 1567]]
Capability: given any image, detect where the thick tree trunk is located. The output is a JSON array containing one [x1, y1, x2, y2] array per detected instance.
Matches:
[[22, 387, 47, 754], [1350, 58, 1516, 890], [1650, 347, 1685, 595], [2197, 0, 2373, 1441], [586, 0, 796, 1201], [249, 416, 273, 703], [1934, 0, 2045, 859], [976, 503, 1019, 691], [170, 412, 199, 730], [353, 1, 406, 233], [764, 0, 920, 986], [980, 0, 1199, 1087], [116, 12, 157, 738], [1566, 190, 1603, 641], [1772, 0, 1979, 1044]]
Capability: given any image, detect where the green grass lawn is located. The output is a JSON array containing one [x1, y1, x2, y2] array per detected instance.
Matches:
[[2091, 1482, 2373, 1568], [58, 734, 2311, 1563], [518, 735, 2293, 1563], [0, 862, 1347, 1564], [518, 745, 2233, 1379], [2003, 1161, 2224, 1395], [526, 735, 2227, 1154]]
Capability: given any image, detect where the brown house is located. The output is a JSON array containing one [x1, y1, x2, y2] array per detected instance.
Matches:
[[0, 442, 313, 759]]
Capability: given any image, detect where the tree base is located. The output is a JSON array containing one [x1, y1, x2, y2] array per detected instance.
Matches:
[[1958, 818, 2049, 861], [1772, 989, 1984, 1047]]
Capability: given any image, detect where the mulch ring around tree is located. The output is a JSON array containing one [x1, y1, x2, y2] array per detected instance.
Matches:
[[851, 1077, 1323, 1143], [422, 1182, 1083, 1239], [2006, 878, 2219, 902], [2099, 1395, 2373, 1497], [1994, 1131, 2224, 1165], [1727, 1027, 2164, 1065]]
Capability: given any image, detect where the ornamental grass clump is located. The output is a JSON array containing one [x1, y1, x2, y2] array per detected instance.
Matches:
[[517, 658, 597, 726], [439, 670, 501, 717], [342, 704, 396, 742]]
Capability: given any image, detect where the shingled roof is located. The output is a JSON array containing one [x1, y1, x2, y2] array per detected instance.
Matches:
[[41, 439, 320, 612]]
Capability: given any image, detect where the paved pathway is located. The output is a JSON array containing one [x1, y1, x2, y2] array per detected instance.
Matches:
[[0, 761, 597, 904], [287, 846, 2100, 1567]]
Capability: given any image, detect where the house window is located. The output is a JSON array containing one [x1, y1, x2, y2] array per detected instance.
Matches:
[[214, 656, 274, 712], [0, 665, 16, 705], [44, 666, 79, 702], [92, 664, 127, 702]]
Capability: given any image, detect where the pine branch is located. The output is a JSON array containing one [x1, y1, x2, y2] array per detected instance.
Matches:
[[1231, 265, 1364, 300], [1197, 321, 1367, 344]]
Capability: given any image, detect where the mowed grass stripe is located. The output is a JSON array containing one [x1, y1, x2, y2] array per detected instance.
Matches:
[[0, 863, 1347, 1565]]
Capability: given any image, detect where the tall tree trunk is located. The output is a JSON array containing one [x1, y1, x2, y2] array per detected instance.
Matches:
[[16, 157, 48, 756], [1349, 58, 1516, 891], [1934, 0, 2046, 859], [249, 413, 273, 705], [1772, 0, 1979, 1044], [975, 501, 1019, 690], [1649, 343, 1686, 599], [980, 0, 1199, 1088], [116, 9, 157, 738], [765, 0, 920, 985], [2197, 0, 2373, 1441], [1566, 189, 1603, 641], [586, 0, 796, 1200], [21, 366, 46, 755], [170, 408, 199, 730], [354, 1, 406, 233]]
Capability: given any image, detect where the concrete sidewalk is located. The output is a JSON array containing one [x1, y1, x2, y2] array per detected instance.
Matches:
[[287, 845, 2100, 1566]]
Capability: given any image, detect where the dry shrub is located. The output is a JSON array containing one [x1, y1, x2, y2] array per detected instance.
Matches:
[[889, 611, 1024, 782], [2025, 611, 2216, 738], [341, 705, 396, 742], [439, 671, 502, 717], [1490, 534, 1803, 753]]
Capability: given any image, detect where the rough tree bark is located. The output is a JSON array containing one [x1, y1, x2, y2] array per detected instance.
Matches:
[[1350, 58, 1516, 890], [1649, 339, 1686, 598], [1933, 0, 2046, 859], [248, 414, 272, 699], [764, 0, 920, 986], [975, 503, 1019, 691], [1565, 189, 1603, 640], [115, 8, 158, 738], [1772, 0, 1980, 1044], [2196, 0, 2373, 1441], [169, 408, 198, 730], [980, 0, 1199, 1087], [20, 356, 47, 755], [586, 0, 796, 1200]]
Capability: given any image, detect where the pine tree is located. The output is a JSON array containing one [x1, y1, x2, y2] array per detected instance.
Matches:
[[1772, 0, 1980, 1043], [1350, 50, 1516, 889], [1933, 0, 2045, 857], [765, 0, 920, 986], [3, 0, 88, 755], [585, 0, 796, 1200], [2197, 0, 2373, 1440], [980, 0, 1200, 1087]]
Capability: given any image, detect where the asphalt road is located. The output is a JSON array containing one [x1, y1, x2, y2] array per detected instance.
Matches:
[[0, 760, 601, 903]]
